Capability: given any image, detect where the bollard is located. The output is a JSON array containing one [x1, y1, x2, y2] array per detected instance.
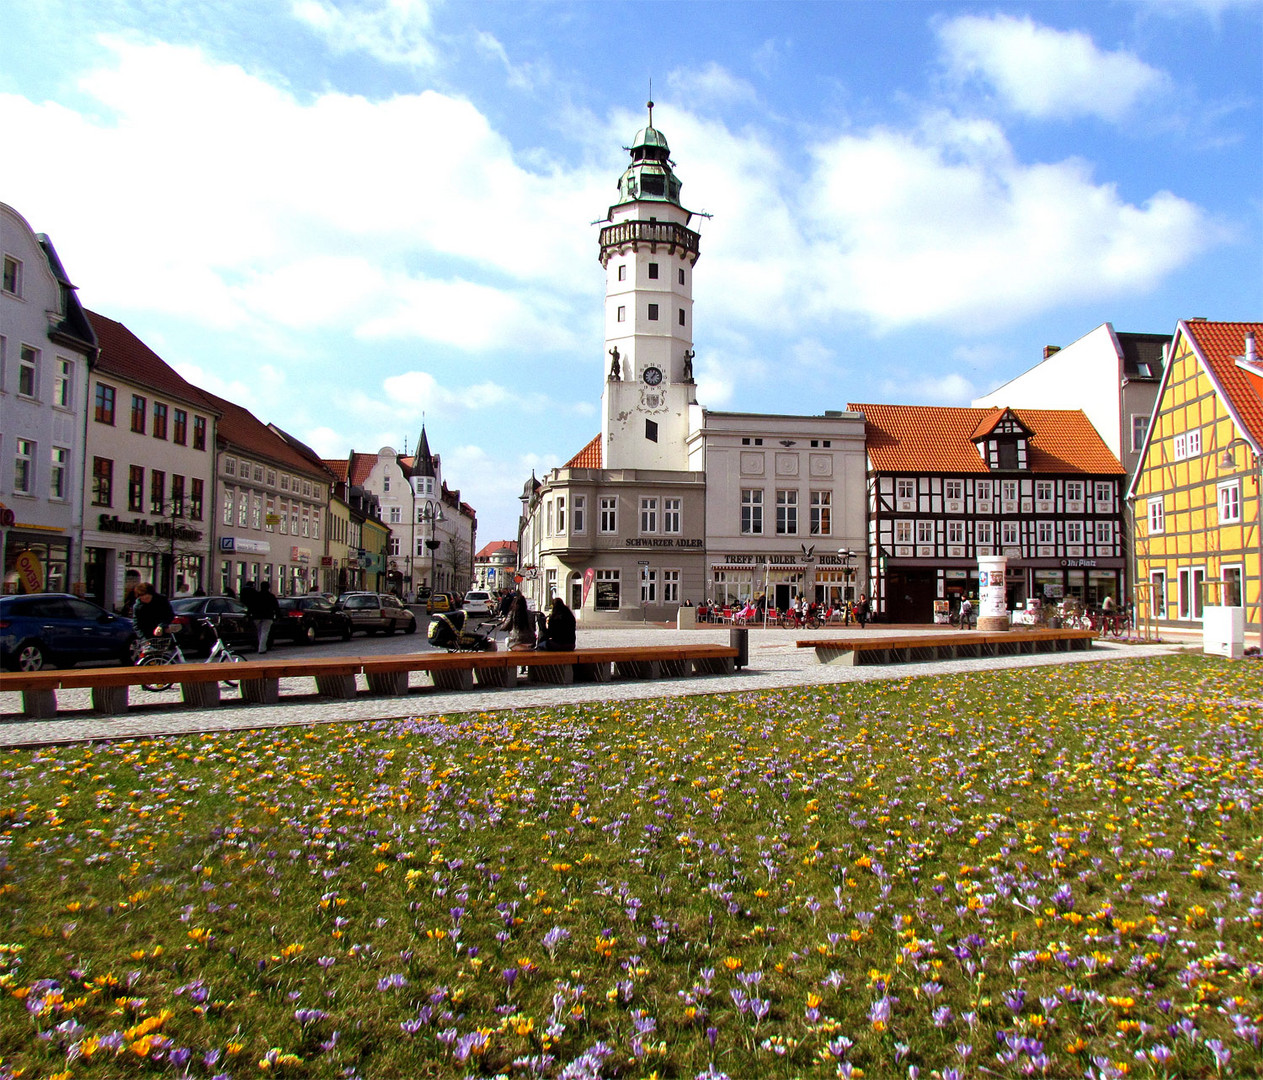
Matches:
[[730, 626, 748, 670]]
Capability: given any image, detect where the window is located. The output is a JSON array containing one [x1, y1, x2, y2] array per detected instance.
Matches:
[[279, 502, 288, 534], [173, 409, 188, 445], [290, 507, 298, 535], [945, 480, 963, 501], [1148, 498, 1164, 534], [92, 383, 115, 424], [1065, 481, 1083, 503], [573, 495, 586, 534], [1094, 482, 1113, 509], [618, 265, 626, 281], [976, 521, 993, 546], [678, 268, 685, 285], [266, 470, 276, 486], [556, 496, 566, 533], [193, 416, 207, 450], [225, 457, 236, 477], [18, 346, 38, 398], [301, 509, 309, 537], [545, 499, 554, 536], [1178, 567, 1205, 619], [1224, 566, 1243, 607], [948, 520, 964, 544], [1131, 415, 1149, 452], [600, 497, 617, 533], [647, 303, 659, 321], [1173, 433, 1187, 459], [1037, 521, 1054, 544], [190, 478, 204, 521], [678, 308, 685, 326], [253, 494, 262, 530], [152, 402, 168, 439], [124, 465, 144, 511], [663, 497, 681, 533], [648, 262, 659, 279], [389, 537, 399, 556], [14, 439, 35, 494], [171, 474, 185, 517], [975, 480, 991, 501], [640, 568, 657, 603], [1218, 482, 1241, 523], [1002, 521, 1019, 546], [640, 497, 658, 533], [389, 506, 401, 524], [595, 569, 620, 610], [916, 520, 933, 544], [1095, 521, 1112, 544], [311, 513, 319, 540], [131, 394, 147, 433], [2, 255, 20, 296], [49, 447, 68, 500], [53, 359, 72, 408], [897, 478, 914, 501], [741, 489, 763, 535], [223, 490, 234, 525], [1066, 521, 1083, 544], [1001, 480, 1018, 502], [1150, 571, 1167, 618], [91, 456, 112, 506], [663, 569, 680, 603], [776, 489, 798, 534], [1187, 429, 1202, 457], [895, 520, 913, 544], [303, 480, 312, 498], [617, 306, 626, 322], [1035, 480, 1053, 502], [809, 490, 831, 535], [151, 470, 166, 515], [646, 419, 658, 442], [265, 497, 275, 531], [254, 465, 264, 483]]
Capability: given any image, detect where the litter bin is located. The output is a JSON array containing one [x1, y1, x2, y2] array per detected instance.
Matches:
[[730, 626, 748, 670]]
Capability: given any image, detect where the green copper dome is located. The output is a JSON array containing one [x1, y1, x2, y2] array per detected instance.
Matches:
[[615, 117, 683, 207]]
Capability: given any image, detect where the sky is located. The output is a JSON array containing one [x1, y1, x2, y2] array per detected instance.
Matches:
[[3, 0, 1261, 545]]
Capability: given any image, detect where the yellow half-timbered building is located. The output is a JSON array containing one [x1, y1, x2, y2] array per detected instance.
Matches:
[[1129, 320, 1263, 646]]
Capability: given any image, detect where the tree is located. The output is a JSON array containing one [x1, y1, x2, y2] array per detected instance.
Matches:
[[443, 534, 473, 594]]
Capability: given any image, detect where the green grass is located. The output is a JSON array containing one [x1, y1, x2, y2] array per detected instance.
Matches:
[[1, 654, 1260, 1079]]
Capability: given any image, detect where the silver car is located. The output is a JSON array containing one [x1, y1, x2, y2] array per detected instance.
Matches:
[[334, 592, 417, 636]]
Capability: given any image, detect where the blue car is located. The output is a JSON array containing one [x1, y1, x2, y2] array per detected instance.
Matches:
[[0, 593, 138, 672]]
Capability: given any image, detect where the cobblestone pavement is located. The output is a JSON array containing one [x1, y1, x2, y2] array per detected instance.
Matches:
[[1, 625, 1197, 749]]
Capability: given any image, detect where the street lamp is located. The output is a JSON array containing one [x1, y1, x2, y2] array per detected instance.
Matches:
[[837, 548, 856, 624], [1218, 437, 1263, 652], [420, 501, 445, 596]]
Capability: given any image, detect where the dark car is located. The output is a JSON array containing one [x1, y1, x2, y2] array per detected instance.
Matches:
[[168, 595, 259, 654], [335, 592, 417, 636], [273, 596, 353, 644], [1, 593, 138, 672]]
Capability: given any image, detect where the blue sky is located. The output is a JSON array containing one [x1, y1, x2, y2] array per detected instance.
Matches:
[[4, 1, 1260, 544]]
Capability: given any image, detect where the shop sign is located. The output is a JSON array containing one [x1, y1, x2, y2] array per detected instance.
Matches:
[[14, 550, 44, 593], [265, 513, 281, 526], [0, 503, 16, 527], [1060, 558, 1098, 568], [98, 514, 202, 542], [220, 537, 270, 554], [625, 537, 703, 548], [290, 546, 311, 565]]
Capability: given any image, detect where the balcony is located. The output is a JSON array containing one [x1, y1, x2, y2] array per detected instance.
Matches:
[[599, 220, 700, 263]]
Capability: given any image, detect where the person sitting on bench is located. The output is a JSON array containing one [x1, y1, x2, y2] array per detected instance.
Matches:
[[535, 598, 576, 651]]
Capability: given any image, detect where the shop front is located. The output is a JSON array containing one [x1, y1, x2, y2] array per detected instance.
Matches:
[[2, 526, 72, 596], [218, 536, 274, 596], [1019, 557, 1125, 609], [82, 513, 208, 610], [709, 551, 861, 613]]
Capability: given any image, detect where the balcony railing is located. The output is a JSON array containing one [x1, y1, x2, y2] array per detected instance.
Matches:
[[599, 219, 700, 259]]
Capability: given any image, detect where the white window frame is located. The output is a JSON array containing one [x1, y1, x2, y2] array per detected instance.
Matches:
[[1002, 521, 1019, 546], [663, 497, 681, 534], [572, 495, 586, 534], [1173, 433, 1187, 459], [556, 495, 566, 533], [1094, 482, 1113, 509], [1065, 481, 1084, 503], [775, 489, 798, 535], [18, 345, 38, 399], [49, 446, 68, 501], [945, 479, 963, 501], [895, 520, 913, 544], [14, 438, 35, 494], [947, 520, 964, 544], [741, 489, 763, 535], [640, 497, 657, 534], [1066, 520, 1083, 544], [1223, 565, 1243, 607], [53, 358, 73, 409], [810, 490, 831, 535], [662, 568, 680, 603], [1148, 498, 1164, 534], [1001, 480, 1018, 502], [2, 255, 21, 297], [599, 496, 617, 534], [1037, 520, 1053, 544], [896, 478, 914, 501], [1187, 429, 1202, 457], [640, 567, 657, 603], [1095, 521, 1112, 544], [223, 490, 234, 526], [916, 520, 933, 544], [1177, 566, 1205, 620], [1218, 481, 1241, 523], [1035, 480, 1053, 502], [1131, 415, 1150, 452], [975, 520, 993, 546], [975, 480, 992, 501]]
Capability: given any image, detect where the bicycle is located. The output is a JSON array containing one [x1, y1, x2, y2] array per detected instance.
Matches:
[[136, 618, 244, 691]]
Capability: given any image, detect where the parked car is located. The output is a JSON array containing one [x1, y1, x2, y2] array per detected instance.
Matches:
[[1, 593, 138, 671], [168, 595, 259, 654], [426, 591, 462, 615], [273, 596, 353, 644], [462, 590, 493, 617], [336, 592, 417, 635]]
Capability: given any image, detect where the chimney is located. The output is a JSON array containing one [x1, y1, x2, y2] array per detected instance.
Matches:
[[1247, 331, 1257, 366], [1043, 345, 1061, 359]]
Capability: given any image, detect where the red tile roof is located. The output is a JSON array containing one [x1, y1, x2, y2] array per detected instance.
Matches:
[[476, 540, 518, 559], [849, 403, 1124, 475], [1181, 320, 1263, 451], [200, 390, 333, 481], [566, 434, 602, 469], [87, 310, 217, 412], [323, 458, 349, 482]]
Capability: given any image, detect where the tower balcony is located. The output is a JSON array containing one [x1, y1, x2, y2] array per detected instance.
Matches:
[[599, 219, 700, 266]]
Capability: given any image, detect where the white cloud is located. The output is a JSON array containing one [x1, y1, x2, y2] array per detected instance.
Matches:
[[291, 0, 437, 67], [937, 14, 1171, 122], [667, 62, 759, 108], [882, 371, 977, 405]]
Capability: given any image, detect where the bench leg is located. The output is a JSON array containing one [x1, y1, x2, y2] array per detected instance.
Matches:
[[692, 657, 735, 675], [91, 684, 129, 715], [575, 661, 613, 683], [659, 659, 689, 678], [366, 671, 409, 696], [814, 648, 857, 666], [431, 668, 474, 692], [528, 664, 574, 685], [615, 660, 660, 680], [240, 678, 280, 704], [315, 674, 358, 699], [182, 681, 221, 709], [474, 665, 515, 688], [21, 689, 58, 719]]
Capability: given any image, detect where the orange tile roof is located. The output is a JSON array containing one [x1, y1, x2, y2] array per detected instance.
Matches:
[[87, 310, 217, 412], [566, 433, 602, 469], [323, 458, 349, 482], [1181, 320, 1263, 450], [849, 403, 1124, 475]]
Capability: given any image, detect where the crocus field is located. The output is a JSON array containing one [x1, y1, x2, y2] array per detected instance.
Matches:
[[1, 655, 1260, 1080]]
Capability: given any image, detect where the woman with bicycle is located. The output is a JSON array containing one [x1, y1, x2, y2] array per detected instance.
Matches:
[[133, 583, 174, 640]]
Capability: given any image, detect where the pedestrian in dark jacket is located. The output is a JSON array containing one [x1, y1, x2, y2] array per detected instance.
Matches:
[[133, 582, 175, 639], [246, 580, 282, 653], [536, 598, 576, 651]]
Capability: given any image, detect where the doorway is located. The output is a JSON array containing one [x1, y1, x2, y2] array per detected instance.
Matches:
[[885, 569, 937, 623]]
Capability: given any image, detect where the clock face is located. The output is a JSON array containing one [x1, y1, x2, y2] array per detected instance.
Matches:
[[642, 366, 663, 386]]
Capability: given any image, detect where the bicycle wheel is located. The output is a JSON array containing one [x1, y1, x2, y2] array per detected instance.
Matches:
[[139, 654, 177, 692], [216, 652, 244, 688], [1109, 615, 1127, 638]]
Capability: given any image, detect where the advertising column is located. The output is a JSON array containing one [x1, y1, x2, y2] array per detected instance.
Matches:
[[977, 554, 1009, 632]]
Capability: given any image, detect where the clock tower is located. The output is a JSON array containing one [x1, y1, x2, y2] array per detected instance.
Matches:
[[600, 102, 702, 470]]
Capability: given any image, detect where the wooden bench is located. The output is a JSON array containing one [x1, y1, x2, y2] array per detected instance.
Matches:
[[796, 628, 1096, 667], [2, 643, 740, 720]]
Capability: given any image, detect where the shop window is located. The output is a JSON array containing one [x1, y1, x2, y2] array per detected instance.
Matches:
[[595, 569, 620, 610]]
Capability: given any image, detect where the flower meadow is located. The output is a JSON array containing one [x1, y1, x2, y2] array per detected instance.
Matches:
[[1, 655, 1261, 1080]]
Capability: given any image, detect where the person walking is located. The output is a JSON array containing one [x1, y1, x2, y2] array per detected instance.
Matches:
[[535, 598, 577, 651], [247, 580, 282, 654], [855, 593, 871, 628]]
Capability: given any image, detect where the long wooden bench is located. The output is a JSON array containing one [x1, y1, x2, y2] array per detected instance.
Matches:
[[1, 643, 740, 720], [797, 628, 1096, 666]]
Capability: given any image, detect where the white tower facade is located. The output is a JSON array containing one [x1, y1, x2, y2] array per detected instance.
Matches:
[[600, 105, 701, 470]]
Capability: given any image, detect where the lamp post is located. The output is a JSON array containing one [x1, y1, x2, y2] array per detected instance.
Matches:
[[1218, 438, 1263, 651], [837, 548, 855, 623], [420, 501, 445, 597]]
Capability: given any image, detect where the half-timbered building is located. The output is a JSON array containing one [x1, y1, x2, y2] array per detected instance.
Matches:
[[851, 403, 1127, 623]]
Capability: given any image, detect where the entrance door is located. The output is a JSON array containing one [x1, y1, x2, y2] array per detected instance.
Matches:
[[886, 569, 937, 623], [774, 582, 792, 613]]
